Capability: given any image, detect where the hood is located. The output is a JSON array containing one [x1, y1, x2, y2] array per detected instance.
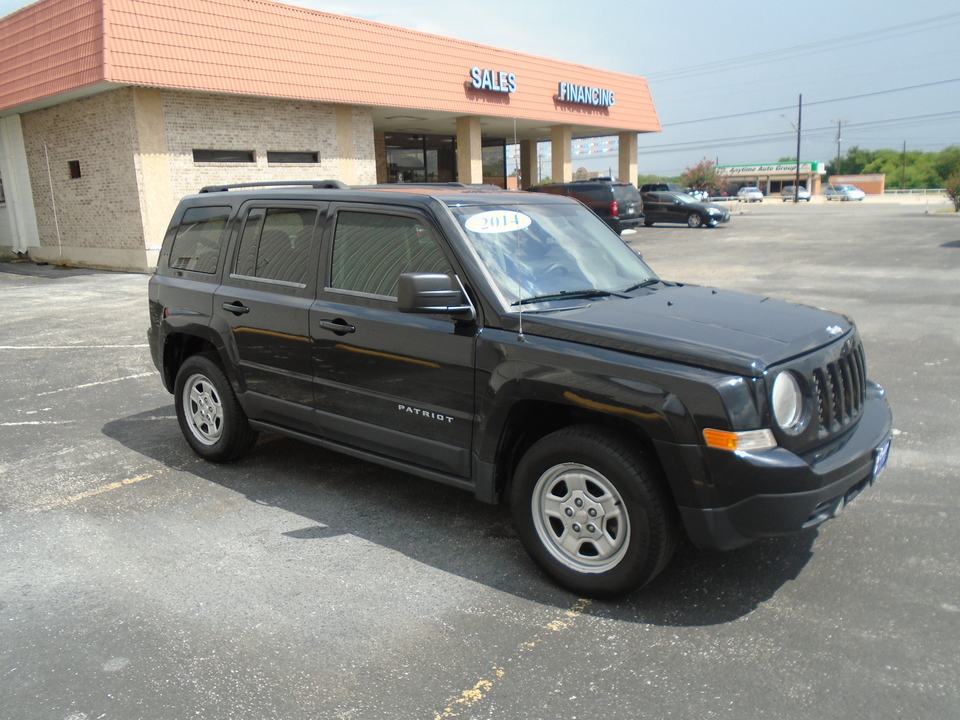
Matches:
[[519, 284, 852, 376]]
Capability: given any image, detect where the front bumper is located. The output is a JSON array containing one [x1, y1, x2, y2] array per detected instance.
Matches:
[[676, 383, 893, 550]]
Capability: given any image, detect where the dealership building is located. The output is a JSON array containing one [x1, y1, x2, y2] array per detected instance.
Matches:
[[717, 162, 828, 196], [0, 0, 661, 271]]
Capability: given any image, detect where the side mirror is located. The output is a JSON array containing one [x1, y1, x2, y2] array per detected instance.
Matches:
[[397, 273, 475, 320]]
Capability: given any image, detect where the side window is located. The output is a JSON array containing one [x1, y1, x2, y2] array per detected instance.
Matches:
[[330, 211, 453, 298], [574, 186, 607, 203], [233, 207, 318, 285], [169, 206, 231, 273]]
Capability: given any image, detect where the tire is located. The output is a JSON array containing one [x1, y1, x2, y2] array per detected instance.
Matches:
[[511, 426, 678, 598], [687, 213, 703, 228], [174, 354, 259, 462], [644, 218, 655, 227]]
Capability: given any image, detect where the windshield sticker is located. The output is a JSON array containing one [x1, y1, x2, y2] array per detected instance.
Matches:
[[464, 210, 532, 234]]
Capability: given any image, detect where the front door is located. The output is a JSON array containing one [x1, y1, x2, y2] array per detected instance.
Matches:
[[309, 206, 476, 478]]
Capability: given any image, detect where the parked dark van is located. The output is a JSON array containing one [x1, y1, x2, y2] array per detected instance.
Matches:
[[527, 178, 643, 234]]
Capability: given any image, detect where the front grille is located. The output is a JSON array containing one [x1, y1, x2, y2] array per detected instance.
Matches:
[[811, 342, 867, 438]]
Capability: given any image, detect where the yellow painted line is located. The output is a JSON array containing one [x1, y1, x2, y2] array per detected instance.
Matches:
[[433, 598, 593, 719], [28, 454, 211, 512], [31, 470, 167, 512]]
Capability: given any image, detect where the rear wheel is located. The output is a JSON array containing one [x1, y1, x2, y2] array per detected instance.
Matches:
[[174, 354, 258, 462], [511, 426, 677, 598], [687, 213, 703, 228]]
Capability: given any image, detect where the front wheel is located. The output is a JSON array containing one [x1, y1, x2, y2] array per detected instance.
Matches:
[[174, 354, 258, 462], [687, 213, 704, 228], [511, 426, 678, 598]]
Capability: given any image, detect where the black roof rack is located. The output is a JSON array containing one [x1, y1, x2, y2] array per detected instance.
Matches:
[[199, 180, 350, 193]]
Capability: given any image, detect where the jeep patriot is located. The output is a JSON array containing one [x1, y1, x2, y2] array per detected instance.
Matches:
[[148, 181, 892, 597]]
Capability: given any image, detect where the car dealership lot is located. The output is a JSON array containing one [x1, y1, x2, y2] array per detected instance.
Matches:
[[2, 197, 959, 719]]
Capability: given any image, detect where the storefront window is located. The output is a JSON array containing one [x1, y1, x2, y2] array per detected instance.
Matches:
[[384, 133, 506, 187], [386, 133, 455, 184], [482, 139, 507, 188]]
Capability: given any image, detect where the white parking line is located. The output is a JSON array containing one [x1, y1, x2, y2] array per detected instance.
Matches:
[[0, 344, 149, 350], [35, 372, 155, 397]]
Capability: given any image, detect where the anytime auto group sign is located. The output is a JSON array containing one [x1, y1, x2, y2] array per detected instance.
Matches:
[[719, 162, 826, 175]]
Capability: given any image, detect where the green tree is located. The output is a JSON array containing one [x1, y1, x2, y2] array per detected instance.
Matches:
[[934, 146, 960, 184], [945, 171, 960, 212], [825, 145, 960, 189], [679, 158, 722, 195], [637, 173, 678, 187]]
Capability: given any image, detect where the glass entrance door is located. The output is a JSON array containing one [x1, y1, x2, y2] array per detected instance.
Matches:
[[383, 132, 506, 187]]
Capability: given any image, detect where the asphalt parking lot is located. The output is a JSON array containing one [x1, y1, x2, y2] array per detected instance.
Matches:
[[1, 196, 958, 720]]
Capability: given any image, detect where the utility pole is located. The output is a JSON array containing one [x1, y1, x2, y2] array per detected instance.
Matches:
[[834, 119, 845, 177], [794, 94, 802, 203], [901, 141, 907, 190]]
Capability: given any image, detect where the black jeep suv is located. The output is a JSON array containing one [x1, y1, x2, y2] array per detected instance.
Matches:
[[148, 181, 892, 598]]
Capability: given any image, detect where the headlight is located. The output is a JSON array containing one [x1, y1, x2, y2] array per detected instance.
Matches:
[[772, 371, 803, 432]]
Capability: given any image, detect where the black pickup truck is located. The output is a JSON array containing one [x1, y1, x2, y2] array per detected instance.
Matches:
[[148, 181, 892, 598]]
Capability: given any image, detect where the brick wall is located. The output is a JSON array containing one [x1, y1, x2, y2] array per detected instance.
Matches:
[[161, 90, 377, 198], [22, 89, 144, 253], [20, 87, 377, 268]]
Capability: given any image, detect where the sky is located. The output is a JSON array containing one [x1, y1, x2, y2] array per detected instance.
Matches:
[[2, 0, 958, 178]]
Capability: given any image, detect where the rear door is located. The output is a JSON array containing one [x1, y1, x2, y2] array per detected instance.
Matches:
[[213, 202, 324, 432], [309, 204, 477, 478], [641, 191, 672, 222]]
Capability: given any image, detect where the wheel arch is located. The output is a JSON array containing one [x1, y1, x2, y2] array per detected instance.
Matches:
[[490, 399, 677, 511], [160, 329, 236, 394]]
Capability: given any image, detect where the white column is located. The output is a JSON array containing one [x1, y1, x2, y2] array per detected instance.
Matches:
[[456, 116, 483, 184], [551, 125, 572, 183]]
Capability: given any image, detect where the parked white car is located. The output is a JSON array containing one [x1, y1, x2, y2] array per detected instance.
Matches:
[[823, 184, 865, 201], [781, 185, 811, 202], [737, 186, 764, 202]]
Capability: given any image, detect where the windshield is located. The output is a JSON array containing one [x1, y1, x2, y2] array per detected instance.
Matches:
[[673, 192, 697, 204], [446, 200, 658, 307]]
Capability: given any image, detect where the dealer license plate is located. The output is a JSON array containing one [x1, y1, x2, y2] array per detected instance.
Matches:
[[872, 438, 891, 484]]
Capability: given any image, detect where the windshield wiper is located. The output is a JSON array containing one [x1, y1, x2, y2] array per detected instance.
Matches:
[[512, 289, 617, 307], [622, 279, 659, 293]]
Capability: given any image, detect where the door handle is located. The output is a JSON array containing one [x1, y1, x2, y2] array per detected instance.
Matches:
[[221, 301, 250, 315], [318, 319, 356, 335]]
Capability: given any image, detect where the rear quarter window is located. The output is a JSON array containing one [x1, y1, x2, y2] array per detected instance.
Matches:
[[169, 206, 231, 274], [570, 185, 609, 202]]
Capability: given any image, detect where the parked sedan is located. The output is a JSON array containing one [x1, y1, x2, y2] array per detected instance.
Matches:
[[737, 186, 764, 202], [824, 184, 866, 201], [781, 185, 811, 202], [641, 191, 731, 228]]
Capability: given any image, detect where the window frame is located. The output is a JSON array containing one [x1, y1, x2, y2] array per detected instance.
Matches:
[[167, 205, 233, 275], [324, 205, 456, 303], [228, 203, 321, 289], [192, 149, 256, 164]]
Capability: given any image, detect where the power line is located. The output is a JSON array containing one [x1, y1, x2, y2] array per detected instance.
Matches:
[[661, 78, 960, 127], [639, 112, 960, 155], [645, 11, 960, 82]]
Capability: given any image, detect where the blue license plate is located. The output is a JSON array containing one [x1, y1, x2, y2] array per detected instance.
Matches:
[[872, 438, 891, 484]]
